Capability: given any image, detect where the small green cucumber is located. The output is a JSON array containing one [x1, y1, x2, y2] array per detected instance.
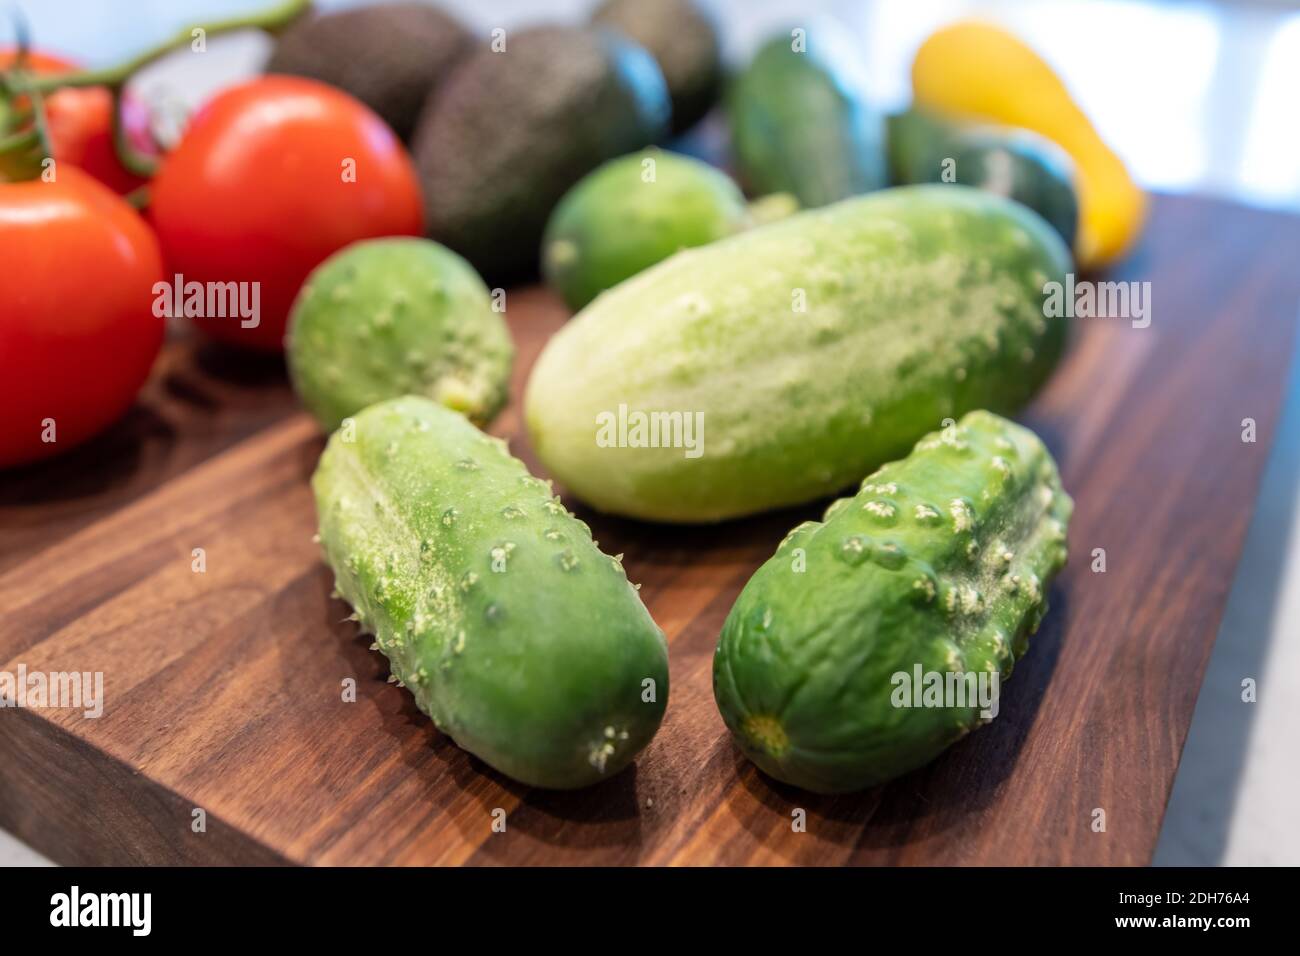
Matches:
[[542, 149, 788, 312], [286, 238, 513, 433], [525, 184, 1071, 523], [713, 410, 1072, 793], [311, 396, 669, 789], [729, 30, 888, 207]]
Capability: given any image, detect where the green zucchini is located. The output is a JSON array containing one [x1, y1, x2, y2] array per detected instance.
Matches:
[[312, 396, 669, 789], [713, 410, 1072, 793], [887, 108, 1079, 246], [525, 184, 1071, 523], [729, 31, 887, 207]]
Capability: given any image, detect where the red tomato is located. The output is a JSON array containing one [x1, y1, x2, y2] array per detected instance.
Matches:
[[0, 167, 164, 468], [0, 48, 154, 194], [149, 76, 424, 352]]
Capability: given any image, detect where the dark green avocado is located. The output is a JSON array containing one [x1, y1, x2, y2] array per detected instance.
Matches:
[[266, 2, 470, 142], [412, 26, 671, 283], [591, 0, 724, 134]]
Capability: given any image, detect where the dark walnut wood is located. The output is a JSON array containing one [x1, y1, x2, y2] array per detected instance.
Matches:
[[1, 195, 1297, 866]]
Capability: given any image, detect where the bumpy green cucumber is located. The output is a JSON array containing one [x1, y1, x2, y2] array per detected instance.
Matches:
[[543, 150, 774, 312], [311, 396, 669, 789], [713, 411, 1072, 793], [525, 184, 1071, 523], [286, 238, 513, 433], [729, 31, 887, 207]]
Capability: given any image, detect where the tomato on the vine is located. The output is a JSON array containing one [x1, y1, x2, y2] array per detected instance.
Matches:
[[0, 167, 164, 468], [149, 75, 424, 352], [0, 48, 155, 194]]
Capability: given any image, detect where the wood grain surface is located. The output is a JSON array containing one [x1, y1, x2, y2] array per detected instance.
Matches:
[[1, 194, 1297, 866]]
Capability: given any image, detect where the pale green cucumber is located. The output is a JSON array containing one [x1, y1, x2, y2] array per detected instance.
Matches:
[[524, 184, 1071, 523]]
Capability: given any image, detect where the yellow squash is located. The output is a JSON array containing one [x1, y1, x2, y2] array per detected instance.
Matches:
[[911, 20, 1145, 269]]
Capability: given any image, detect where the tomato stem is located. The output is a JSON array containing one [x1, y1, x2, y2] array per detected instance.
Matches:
[[18, 0, 311, 93], [0, 74, 52, 181], [123, 182, 151, 211], [111, 87, 159, 179]]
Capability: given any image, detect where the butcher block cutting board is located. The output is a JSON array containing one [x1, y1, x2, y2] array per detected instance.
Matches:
[[2, 193, 1298, 866]]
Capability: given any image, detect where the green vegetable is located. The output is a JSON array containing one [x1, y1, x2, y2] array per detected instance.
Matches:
[[729, 31, 887, 207], [286, 238, 513, 433], [542, 149, 780, 312], [713, 410, 1072, 793], [312, 396, 669, 789], [412, 26, 670, 281], [591, 0, 723, 134], [887, 108, 1079, 247], [525, 184, 1071, 523]]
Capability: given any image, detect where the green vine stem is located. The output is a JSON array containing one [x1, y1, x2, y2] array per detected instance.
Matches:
[[18, 0, 311, 94], [1, 0, 310, 185], [111, 87, 160, 179]]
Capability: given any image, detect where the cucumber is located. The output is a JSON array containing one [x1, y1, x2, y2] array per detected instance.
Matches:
[[525, 184, 1071, 523], [542, 149, 774, 312], [713, 410, 1072, 793], [286, 238, 513, 433], [312, 396, 669, 789], [729, 31, 887, 207], [887, 108, 1079, 246]]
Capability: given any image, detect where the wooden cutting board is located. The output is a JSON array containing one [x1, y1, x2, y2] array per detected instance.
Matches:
[[2, 193, 1298, 866]]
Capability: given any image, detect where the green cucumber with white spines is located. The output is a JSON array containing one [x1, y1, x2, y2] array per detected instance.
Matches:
[[713, 410, 1072, 794], [311, 396, 668, 789], [287, 238, 513, 433], [525, 184, 1071, 523]]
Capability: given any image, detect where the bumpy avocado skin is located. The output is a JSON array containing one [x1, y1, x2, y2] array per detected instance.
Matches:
[[713, 411, 1072, 794], [266, 2, 470, 141], [525, 185, 1072, 523], [412, 26, 670, 283], [591, 0, 724, 133], [542, 149, 749, 311], [286, 238, 513, 433], [312, 397, 670, 790]]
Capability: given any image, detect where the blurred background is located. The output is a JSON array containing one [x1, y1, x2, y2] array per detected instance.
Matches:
[[2, 0, 1298, 866], [8, 0, 1300, 211]]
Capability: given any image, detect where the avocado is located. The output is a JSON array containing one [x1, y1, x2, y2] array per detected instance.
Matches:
[[591, 0, 723, 134], [265, 2, 470, 141], [412, 26, 670, 283]]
